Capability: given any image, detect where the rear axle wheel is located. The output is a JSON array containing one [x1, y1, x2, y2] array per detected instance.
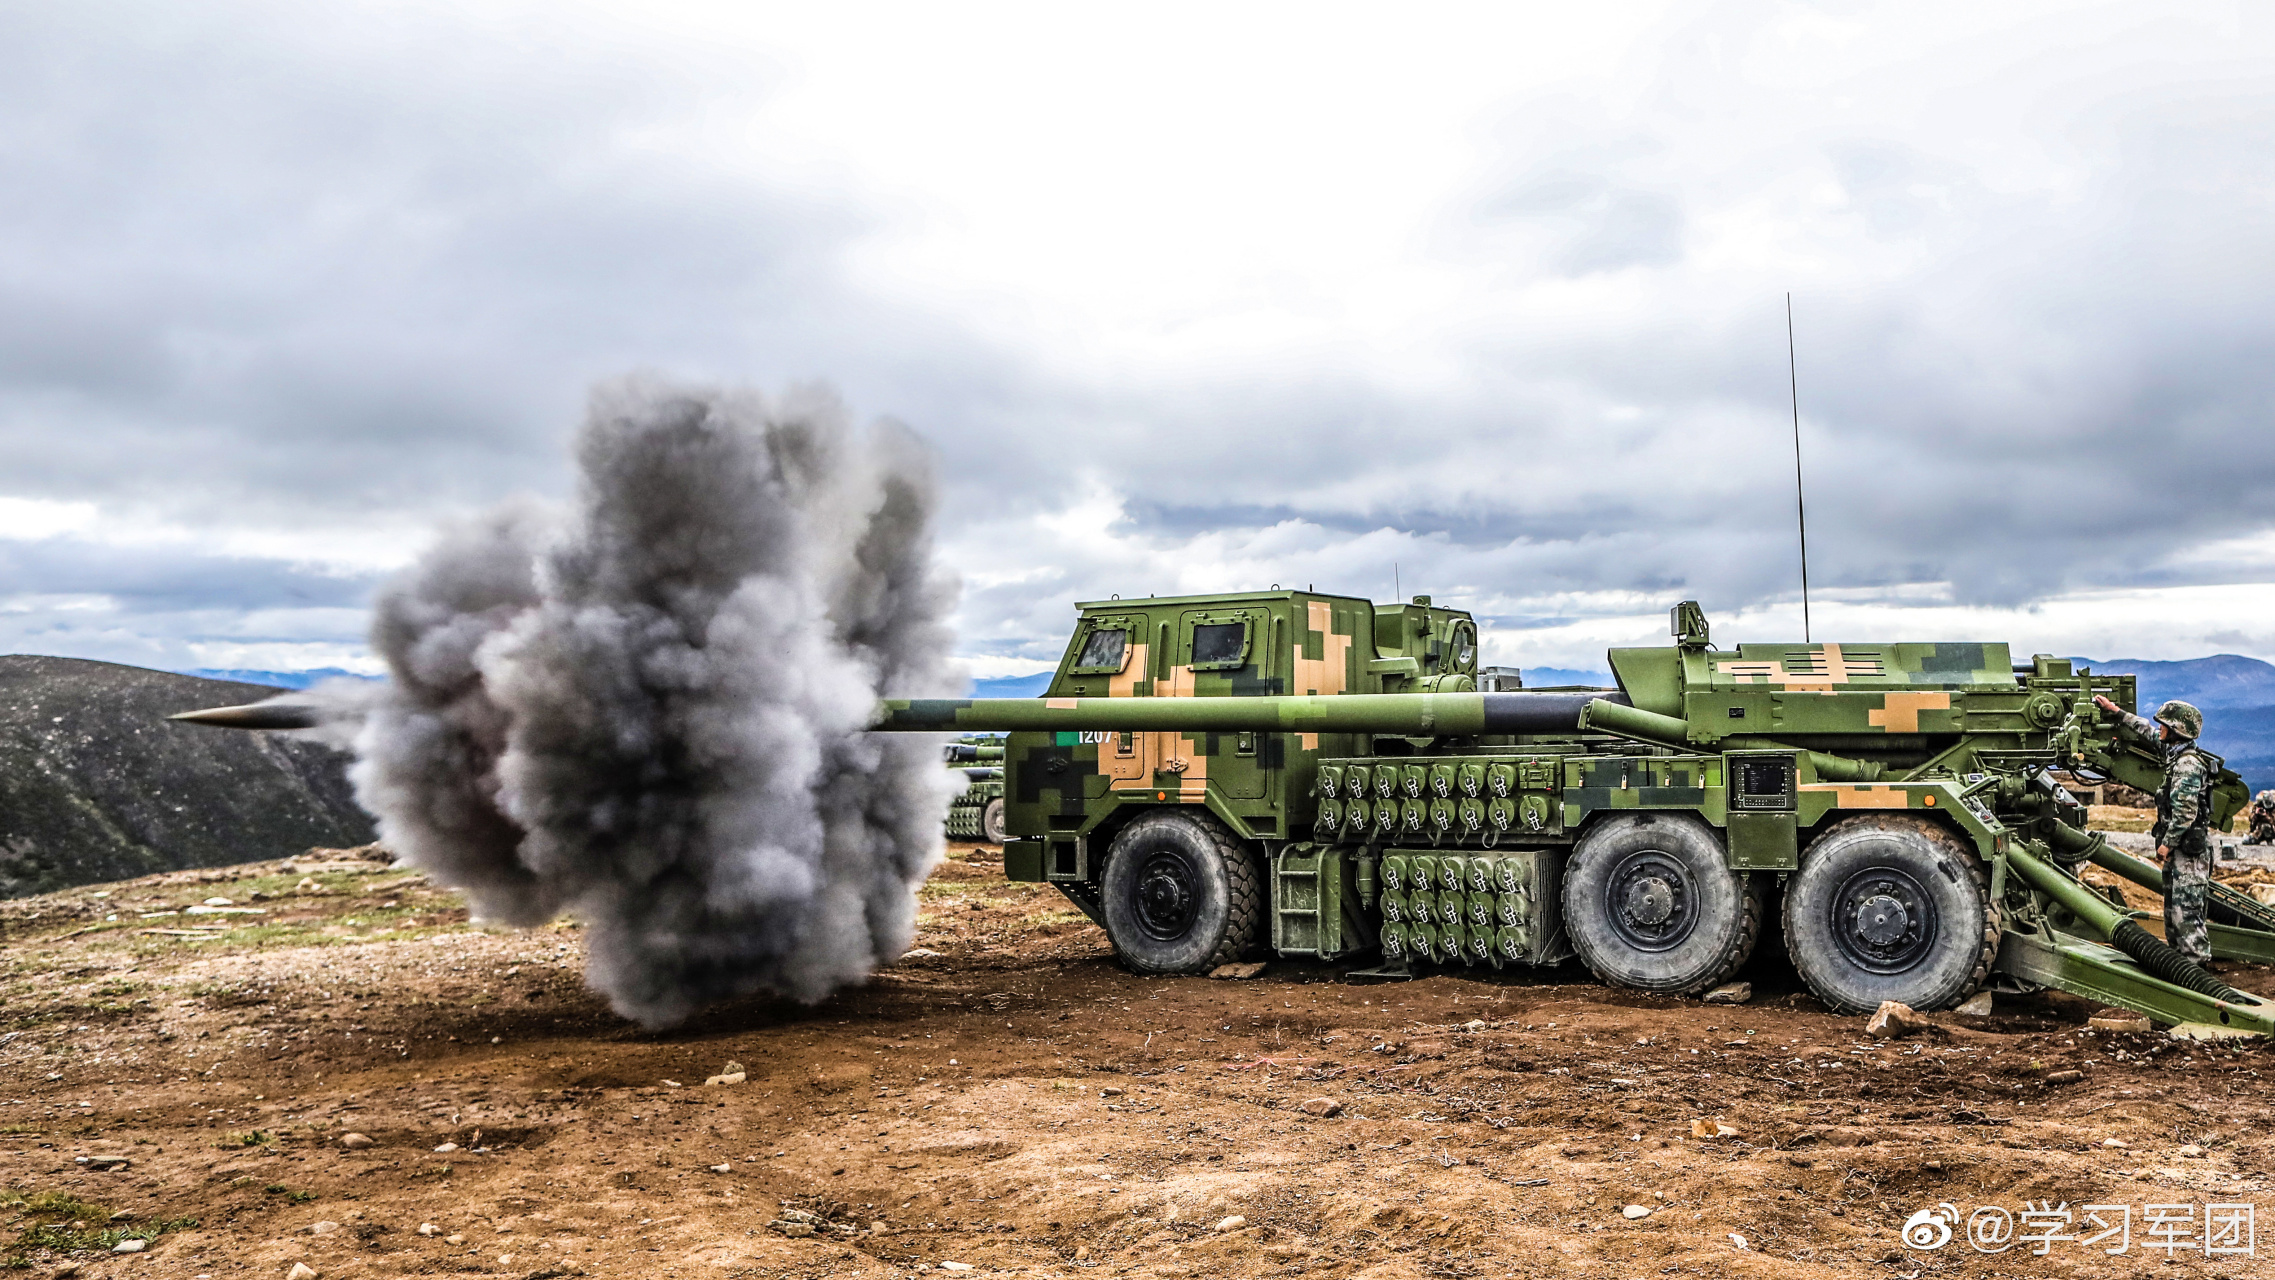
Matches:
[[1783, 815, 1997, 1013]]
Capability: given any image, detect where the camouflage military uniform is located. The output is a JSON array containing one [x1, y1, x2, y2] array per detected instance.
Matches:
[[2115, 701, 2214, 964]]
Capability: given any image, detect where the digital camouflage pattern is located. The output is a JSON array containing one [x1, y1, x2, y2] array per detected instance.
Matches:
[[2115, 707, 2216, 841], [2153, 698, 2204, 741], [2164, 829, 2215, 964], [2116, 704, 2218, 964]]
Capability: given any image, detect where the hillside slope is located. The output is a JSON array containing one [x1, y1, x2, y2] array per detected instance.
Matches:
[[0, 657, 374, 898]]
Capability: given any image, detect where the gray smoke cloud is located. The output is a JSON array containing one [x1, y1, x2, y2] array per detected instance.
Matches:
[[306, 377, 960, 1026]]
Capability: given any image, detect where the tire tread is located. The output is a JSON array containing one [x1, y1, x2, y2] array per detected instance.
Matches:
[[1104, 809, 1263, 973], [1563, 815, 1763, 996], [1785, 814, 1999, 1014]]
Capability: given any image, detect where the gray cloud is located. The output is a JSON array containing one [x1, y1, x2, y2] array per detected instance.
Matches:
[[3, 5, 2273, 676]]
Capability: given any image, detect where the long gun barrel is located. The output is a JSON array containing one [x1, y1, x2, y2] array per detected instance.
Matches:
[[875, 691, 1628, 736]]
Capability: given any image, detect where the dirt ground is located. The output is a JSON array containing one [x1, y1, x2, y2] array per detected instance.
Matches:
[[3, 829, 2274, 1280]]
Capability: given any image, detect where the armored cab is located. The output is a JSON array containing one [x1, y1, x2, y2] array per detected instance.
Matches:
[[983, 589, 1476, 886]]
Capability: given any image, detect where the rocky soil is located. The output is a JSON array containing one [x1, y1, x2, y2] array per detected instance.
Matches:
[[2, 835, 2272, 1279]]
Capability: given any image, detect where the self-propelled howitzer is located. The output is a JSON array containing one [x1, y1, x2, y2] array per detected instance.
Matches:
[[864, 591, 2270, 1035], [175, 589, 2273, 1035]]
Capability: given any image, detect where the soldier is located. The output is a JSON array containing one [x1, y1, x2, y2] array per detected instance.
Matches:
[[2093, 696, 2216, 966], [2247, 790, 2275, 846]]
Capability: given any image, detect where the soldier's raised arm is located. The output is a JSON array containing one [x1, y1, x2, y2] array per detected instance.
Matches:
[[2093, 694, 2160, 744]]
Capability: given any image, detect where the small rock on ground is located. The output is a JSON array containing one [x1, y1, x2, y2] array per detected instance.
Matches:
[[1954, 991, 1994, 1018], [111, 1240, 144, 1253], [1702, 982, 1751, 1005], [1690, 1118, 1739, 1138], [1210, 962, 1267, 980], [338, 1133, 373, 1150], [1622, 1204, 1651, 1219], [1216, 1215, 1248, 1231], [288, 1265, 320, 1280], [1299, 1097, 1343, 1117], [1865, 1000, 1936, 1038]]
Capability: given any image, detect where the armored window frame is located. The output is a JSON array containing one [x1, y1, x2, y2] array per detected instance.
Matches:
[[1068, 619, 1135, 675], [1186, 613, 1254, 671]]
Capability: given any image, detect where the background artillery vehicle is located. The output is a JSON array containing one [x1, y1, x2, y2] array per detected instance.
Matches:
[[943, 733, 1008, 843], [875, 589, 2275, 1036]]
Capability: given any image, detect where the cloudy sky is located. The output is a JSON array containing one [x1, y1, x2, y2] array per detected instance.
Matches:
[[3, 1, 2273, 681]]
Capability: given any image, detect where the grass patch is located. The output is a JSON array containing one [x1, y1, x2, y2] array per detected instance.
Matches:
[[2, 1188, 198, 1262], [262, 1185, 317, 1203], [0, 1125, 39, 1137], [1023, 904, 1092, 927], [219, 1130, 270, 1148]]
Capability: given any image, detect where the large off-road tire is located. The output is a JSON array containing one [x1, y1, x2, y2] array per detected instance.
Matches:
[[1562, 813, 1764, 995], [979, 797, 1007, 845], [1099, 809, 1264, 974], [1783, 815, 1998, 1014]]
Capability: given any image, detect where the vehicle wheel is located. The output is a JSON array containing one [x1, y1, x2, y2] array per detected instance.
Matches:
[[979, 797, 1007, 845], [1099, 809, 1263, 974], [1783, 815, 1997, 1014], [1562, 813, 1763, 995]]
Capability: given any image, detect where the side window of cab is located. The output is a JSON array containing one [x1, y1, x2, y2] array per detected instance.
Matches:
[[1184, 611, 1254, 671], [1069, 618, 1134, 674]]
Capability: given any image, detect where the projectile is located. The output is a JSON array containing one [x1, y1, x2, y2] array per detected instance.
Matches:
[[167, 701, 326, 730]]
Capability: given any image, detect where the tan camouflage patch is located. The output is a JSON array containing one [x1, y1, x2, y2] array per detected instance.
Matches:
[[1796, 783, 1911, 809], [1867, 691, 1951, 734], [1106, 642, 1149, 698], [1046, 697, 1078, 710], [1290, 600, 1351, 754], [1168, 744, 1209, 800], [1292, 599, 1353, 698], [1717, 643, 1882, 689], [1111, 662, 1198, 793]]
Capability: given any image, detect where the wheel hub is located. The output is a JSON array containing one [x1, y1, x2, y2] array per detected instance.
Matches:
[[1626, 877, 1677, 927], [1828, 868, 1938, 974], [1606, 849, 1697, 952], [1854, 893, 1911, 946], [1133, 851, 1202, 941]]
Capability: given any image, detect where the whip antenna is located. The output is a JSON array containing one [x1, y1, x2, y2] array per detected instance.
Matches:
[[1786, 292, 1812, 643]]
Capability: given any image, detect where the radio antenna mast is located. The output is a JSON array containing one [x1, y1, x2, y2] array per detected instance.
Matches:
[[1786, 292, 1813, 643]]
